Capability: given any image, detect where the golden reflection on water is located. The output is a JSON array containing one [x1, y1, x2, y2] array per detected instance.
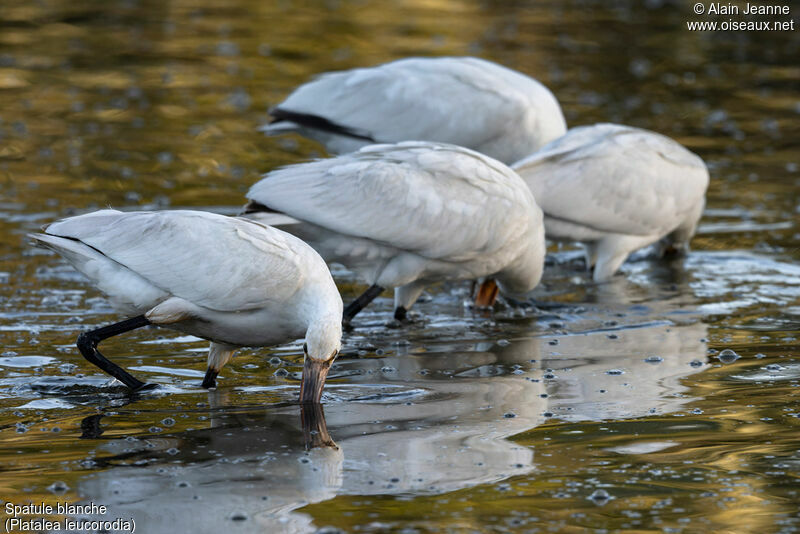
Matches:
[[0, 0, 799, 532]]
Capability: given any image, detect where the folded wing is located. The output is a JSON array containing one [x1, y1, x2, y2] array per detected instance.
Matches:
[[267, 57, 564, 161], [44, 210, 308, 312], [248, 142, 536, 263], [514, 124, 709, 237]]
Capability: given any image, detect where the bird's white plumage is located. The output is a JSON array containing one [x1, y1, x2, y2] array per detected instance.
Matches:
[[43, 210, 306, 312], [247, 142, 545, 306], [31, 210, 342, 361], [262, 57, 567, 164], [512, 123, 709, 280]]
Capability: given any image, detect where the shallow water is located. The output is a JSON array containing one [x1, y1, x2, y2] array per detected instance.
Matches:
[[1, 0, 799, 532]]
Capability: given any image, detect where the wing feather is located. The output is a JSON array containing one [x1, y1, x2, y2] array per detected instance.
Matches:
[[45, 210, 310, 312], [266, 57, 566, 163], [247, 142, 536, 263]]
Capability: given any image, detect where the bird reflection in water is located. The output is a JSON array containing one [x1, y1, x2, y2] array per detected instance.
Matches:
[[64, 318, 708, 532], [301, 403, 337, 450]]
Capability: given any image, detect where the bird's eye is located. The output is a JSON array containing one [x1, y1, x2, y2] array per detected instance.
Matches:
[[303, 342, 308, 354]]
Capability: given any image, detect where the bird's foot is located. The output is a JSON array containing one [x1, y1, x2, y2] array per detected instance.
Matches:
[[201, 368, 219, 389], [387, 307, 423, 328], [393, 306, 407, 321]]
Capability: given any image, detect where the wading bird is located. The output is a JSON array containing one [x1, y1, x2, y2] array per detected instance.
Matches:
[[30, 210, 342, 403], [512, 123, 709, 281], [244, 141, 546, 324], [261, 56, 567, 165]]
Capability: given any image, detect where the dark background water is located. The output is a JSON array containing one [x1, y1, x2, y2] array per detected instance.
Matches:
[[1, 0, 799, 532]]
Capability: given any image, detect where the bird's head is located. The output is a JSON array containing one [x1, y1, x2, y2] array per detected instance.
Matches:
[[300, 316, 342, 404]]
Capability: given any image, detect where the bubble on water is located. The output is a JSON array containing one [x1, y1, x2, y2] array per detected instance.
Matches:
[[503, 412, 516, 418], [157, 151, 173, 164], [223, 87, 251, 112], [215, 41, 240, 56], [765, 363, 783, 372], [629, 58, 651, 78], [588, 489, 613, 505], [690, 360, 704, 368], [47, 481, 70, 494], [606, 369, 624, 375], [228, 511, 248, 521], [161, 417, 175, 427], [12, 120, 27, 135], [381, 366, 396, 373], [58, 363, 78, 373], [149, 426, 163, 433], [268, 356, 282, 366], [166, 448, 179, 455], [644, 356, 663, 364], [717, 349, 740, 363], [274, 368, 289, 377]]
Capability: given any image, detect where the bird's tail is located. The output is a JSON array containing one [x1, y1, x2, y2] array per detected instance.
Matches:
[[239, 201, 302, 228]]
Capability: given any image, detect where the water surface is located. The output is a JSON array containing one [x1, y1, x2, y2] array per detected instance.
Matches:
[[1, 0, 799, 532]]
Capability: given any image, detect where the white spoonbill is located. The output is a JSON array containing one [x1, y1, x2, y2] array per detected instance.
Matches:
[[244, 141, 546, 323], [512, 123, 709, 281], [261, 56, 567, 165], [30, 210, 343, 403]]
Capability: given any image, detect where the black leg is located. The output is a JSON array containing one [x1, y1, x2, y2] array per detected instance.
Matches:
[[393, 306, 407, 321], [76, 315, 154, 392], [202, 368, 219, 389], [342, 284, 384, 324]]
